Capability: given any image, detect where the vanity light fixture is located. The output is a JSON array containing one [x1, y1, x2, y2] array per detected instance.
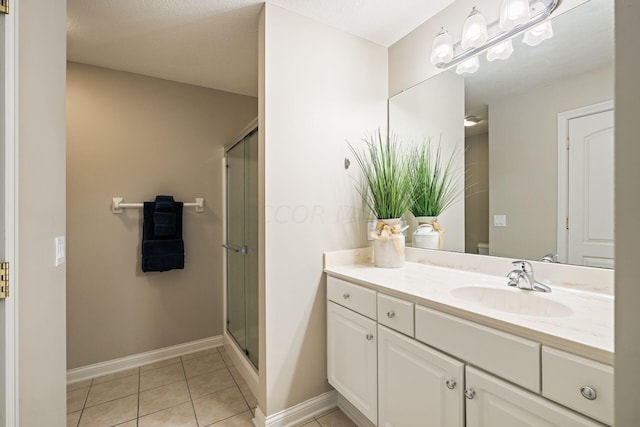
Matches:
[[487, 39, 514, 61], [430, 0, 558, 70], [456, 56, 480, 75], [523, 2, 554, 46], [461, 7, 489, 49], [430, 27, 454, 65], [499, 0, 531, 31]]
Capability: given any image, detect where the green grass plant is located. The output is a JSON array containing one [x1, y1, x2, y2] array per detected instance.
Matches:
[[348, 130, 412, 220]]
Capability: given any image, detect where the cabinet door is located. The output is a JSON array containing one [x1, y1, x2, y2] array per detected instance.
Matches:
[[378, 325, 464, 427], [327, 301, 377, 424], [465, 367, 605, 427]]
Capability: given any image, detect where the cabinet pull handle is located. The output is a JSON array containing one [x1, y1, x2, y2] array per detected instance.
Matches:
[[343, 293, 350, 299], [366, 333, 374, 341], [445, 379, 457, 390], [464, 388, 475, 399], [386, 311, 395, 319], [580, 386, 597, 400]]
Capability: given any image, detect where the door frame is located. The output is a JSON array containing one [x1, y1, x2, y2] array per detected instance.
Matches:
[[557, 100, 614, 264], [2, 2, 17, 426]]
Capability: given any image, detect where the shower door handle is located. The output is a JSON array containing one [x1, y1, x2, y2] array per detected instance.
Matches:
[[222, 243, 247, 254]]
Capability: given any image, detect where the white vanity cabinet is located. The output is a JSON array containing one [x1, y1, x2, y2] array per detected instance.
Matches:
[[327, 277, 378, 424], [465, 366, 603, 427], [378, 324, 464, 427], [326, 274, 611, 427]]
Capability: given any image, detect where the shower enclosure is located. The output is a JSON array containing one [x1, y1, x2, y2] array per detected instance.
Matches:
[[224, 127, 259, 369]]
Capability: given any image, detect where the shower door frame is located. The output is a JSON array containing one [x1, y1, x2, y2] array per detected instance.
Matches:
[[221, 118, 260, 396]]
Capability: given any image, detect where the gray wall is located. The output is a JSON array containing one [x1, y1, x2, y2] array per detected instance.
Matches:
[[465, 132, 489, 254], [615, 0, 640, 424], [18, 0, 67, 424], [489, 65, 613, 260], [66, 62, 257, 368]]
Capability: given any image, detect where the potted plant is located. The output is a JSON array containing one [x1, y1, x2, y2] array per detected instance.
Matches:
[[348, 130, 411, 268], [409, 139, 462, 249]]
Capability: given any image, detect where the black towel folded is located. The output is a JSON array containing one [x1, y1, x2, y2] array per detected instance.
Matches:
[[142, 195, 185, 272], [154, 212, 176, 236]]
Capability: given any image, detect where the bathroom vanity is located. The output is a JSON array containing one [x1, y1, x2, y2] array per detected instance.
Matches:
[[325, 248, 613, 427]]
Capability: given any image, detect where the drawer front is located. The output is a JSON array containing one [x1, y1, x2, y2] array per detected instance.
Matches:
[[542, 347, 613, 425], [327, 276, 377, 319], [377, 293, 414, 337], [415, 305, 540, 392]]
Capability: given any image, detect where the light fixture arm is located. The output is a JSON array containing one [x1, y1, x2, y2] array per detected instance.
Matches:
[[436, 0, 560, 69]]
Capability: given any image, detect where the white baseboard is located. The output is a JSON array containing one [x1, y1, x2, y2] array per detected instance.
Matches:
[[337, 393, 376, 427], [67, 335, 223, 384], [253, 390, 337, 427], [223, 333, 259, 399]]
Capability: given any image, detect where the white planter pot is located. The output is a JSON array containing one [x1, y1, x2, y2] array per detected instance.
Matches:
[[372, 219, 405, 268], [413, 216, 442, 249]]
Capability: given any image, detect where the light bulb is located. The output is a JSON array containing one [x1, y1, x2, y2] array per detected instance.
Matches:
[[430, 27, 454, 65], [456, 56, 480, 75], [524, 2, 554, 46], [487, 39, 514, 61], [461, 7, 489, 50], [499, 0, 531, 31]]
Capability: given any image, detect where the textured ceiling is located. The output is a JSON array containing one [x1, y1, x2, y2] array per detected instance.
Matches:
[[67, 0, 456, 97]]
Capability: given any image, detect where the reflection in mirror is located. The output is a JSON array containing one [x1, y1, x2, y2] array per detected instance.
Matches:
[[389, 0, 614, 268]]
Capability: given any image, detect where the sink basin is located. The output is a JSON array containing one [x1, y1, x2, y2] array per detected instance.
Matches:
[[450, 286, 573, 318]]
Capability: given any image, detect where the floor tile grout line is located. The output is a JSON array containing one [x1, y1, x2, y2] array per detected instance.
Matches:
[[180, 356, 201, 427], [202, 408, 253, 427], [136, 366, 141, 426]]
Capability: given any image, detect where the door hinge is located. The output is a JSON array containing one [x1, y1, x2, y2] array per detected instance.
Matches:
[[0, 262, 9, 299], [0, 0, 8, 14], [566, 217, 570, 230], [566, 137, 570, 150]]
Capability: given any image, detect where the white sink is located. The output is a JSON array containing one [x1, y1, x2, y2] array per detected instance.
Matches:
[[450, 285, 573, 318]]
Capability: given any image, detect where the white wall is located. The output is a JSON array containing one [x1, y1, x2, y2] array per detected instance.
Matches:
[[489, 65, 613, 260], [615, 0, 640, 424], [17, 0, 67, 424], [388, 71, 465, 251], [261, 3, 388, 415]]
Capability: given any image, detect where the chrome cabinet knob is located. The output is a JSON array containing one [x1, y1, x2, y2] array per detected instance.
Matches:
[[343, 293, 350, 299], [580, 386, 597, 400], [445, 379, 457, 390], [465, 388, 475, 399], [387, 311, 395, 319], [366, 333, 374, 341]]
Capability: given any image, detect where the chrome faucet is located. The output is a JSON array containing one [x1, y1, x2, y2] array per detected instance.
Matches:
[[507, 260, 551, 293], [540, 253, 559, 263]]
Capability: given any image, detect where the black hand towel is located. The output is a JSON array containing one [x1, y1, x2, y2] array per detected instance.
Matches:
[[142, 195, 185, 272]]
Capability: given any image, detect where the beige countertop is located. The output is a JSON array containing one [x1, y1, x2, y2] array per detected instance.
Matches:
[[324, 249, 614, 365]]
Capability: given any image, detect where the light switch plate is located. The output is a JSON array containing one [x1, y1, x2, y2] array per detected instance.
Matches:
[[55, 236, 65, 267], [494, 215, 507, 227]]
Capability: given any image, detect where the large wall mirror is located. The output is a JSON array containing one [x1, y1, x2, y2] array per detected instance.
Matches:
[[389, 0, 614, 268]]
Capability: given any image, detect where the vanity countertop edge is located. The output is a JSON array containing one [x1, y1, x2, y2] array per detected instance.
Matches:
[[324, 248, 614, 366]]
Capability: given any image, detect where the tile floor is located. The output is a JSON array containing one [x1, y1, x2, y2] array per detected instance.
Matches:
[[67, 346, 356, 427]]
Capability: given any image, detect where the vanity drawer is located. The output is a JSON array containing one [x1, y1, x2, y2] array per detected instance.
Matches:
[[327, 276, 377, 320], [542, 347, 613, 425], [377, 294, 414, 337], [415, 305, 540, 392]]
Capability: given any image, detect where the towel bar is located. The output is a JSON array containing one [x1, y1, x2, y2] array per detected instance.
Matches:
[[112, 197, 205, 214]]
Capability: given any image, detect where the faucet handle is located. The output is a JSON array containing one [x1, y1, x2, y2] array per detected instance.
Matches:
[[512, 260, 532, 273]]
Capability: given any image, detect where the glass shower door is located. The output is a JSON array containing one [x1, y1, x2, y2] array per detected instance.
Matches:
[[225, 129, 258, 369]]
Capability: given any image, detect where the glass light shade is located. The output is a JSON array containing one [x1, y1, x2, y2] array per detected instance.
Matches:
[[523, 21, 553, 46], [499, 0, 531, 31], [456, 56, 480, 75], [487, 39, 514, 61], [461, 8, 489, 50], [430, 27, 454, 65]]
